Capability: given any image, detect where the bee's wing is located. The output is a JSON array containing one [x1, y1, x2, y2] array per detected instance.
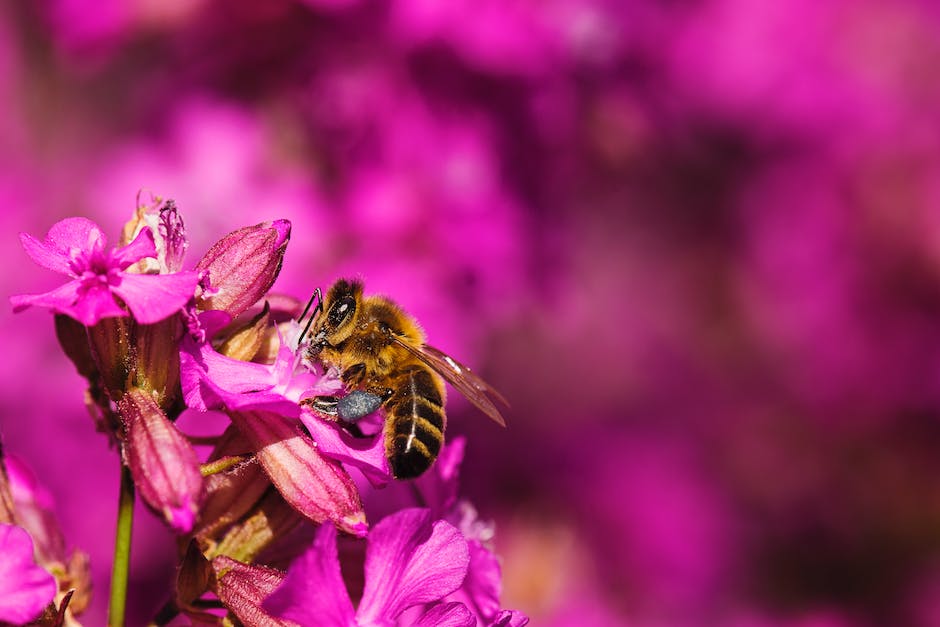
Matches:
[[391, 337, 508, 427]]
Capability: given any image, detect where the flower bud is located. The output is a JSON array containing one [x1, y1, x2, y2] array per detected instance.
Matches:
[[212, 556, 300, 627], [196, 220, 291, 318], [0, 450, 91, 625], [228, 410, 367, 537], [119, 389, 205, 533]]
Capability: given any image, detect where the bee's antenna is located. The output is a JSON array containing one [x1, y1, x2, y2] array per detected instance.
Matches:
[[297, 287, 323, 346], [298, 289, 318, 321]]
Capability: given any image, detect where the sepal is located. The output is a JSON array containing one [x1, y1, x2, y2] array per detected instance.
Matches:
[[228, 410, 367, 537]]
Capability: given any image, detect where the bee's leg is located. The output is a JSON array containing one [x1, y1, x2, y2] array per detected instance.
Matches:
[[301, 395, 340, 420], [336, 390, 384, 423]]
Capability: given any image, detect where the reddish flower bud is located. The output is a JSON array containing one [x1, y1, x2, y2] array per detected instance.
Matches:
[[196, 220, 291, 318], [228, 410, 367, 537], [212, 556, 300, 627], [119, 389, 205, 533]]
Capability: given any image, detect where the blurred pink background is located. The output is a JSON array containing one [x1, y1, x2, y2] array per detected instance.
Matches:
[[5, 1, 940, 625]]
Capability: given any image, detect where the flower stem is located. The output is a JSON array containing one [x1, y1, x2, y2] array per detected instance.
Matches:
[[109, 462, 135, 627], [200, 454, 251, 477]]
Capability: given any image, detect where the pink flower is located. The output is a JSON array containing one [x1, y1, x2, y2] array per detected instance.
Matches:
[[181, 316, 392, 485], [180, 318, 368, 535], [265, 508, 470, 625], [0, 523, 56, 625], [179, 316, 309, 417], [10, 217, 199, 326]]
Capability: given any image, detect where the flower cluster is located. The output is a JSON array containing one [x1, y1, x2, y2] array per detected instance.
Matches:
[[7, 199, 525, 626]]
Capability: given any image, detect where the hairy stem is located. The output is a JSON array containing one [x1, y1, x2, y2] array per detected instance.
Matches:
[[200, 454, 252, 477]]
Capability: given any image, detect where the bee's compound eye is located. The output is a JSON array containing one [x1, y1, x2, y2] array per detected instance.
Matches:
[[328, 295, 356, 327]]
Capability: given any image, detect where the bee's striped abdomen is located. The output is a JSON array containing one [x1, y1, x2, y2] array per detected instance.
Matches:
[[384, 365, 446, 479]]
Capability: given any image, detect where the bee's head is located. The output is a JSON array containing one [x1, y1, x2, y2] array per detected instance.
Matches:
[[308, 278, 363, 354]]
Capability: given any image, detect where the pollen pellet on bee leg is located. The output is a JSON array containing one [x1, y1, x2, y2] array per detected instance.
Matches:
[[337, 390, 384, 423]]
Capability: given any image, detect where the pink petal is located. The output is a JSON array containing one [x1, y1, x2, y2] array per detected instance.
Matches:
[[182, 335, 276, 394], [0, 523, 56, 625], [179, 336, 299, 416], [357, 508, 470, 623], [300, 409, 391, 487], [18, 232, 72, 275], [18, 217, 104, 275], [112, 271, 199, 324], [5, 456, 55, 511], [3, 456, 66, 567], [113, 226, 158, 268], [70, 283, 130, 325], [10, 280, 83, 315], [447, 540, 502, 623], [415, 602, 476, 627], [12, 281, 130, 327], [213, 556, 300, 627], [263, 523, 356, 626], [46, 216, 105, 251]]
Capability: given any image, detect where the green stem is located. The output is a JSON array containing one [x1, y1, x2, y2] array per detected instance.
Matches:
[[109, 462, 135, 627], [200, 454, 251, 477]]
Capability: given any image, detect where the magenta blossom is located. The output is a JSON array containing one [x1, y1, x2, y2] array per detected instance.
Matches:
[[180, 318, 369, 535], [181, 317, 391, 484], [10, 217, 200, 326], [0, 523, 56, 625], [179, 314, 311, 417], [265, 507, 470, 626]]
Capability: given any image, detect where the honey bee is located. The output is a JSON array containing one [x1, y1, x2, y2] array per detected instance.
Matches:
[[300, 278, 507, 479]]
